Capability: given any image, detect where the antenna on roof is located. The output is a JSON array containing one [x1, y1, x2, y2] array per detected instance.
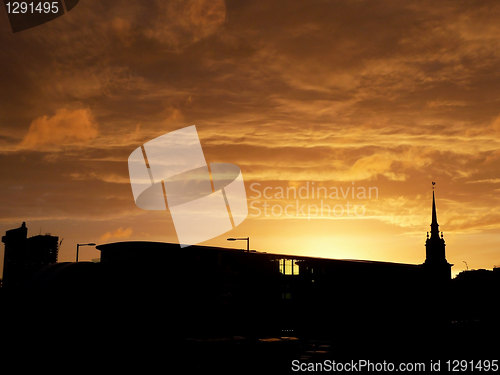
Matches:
[[432, 181, 436, 190]]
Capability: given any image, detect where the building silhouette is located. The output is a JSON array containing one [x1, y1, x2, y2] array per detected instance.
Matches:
[[451, 267, 500, 325], [2, 191, 498, 366], [422, 190, 453, 282], [19, 193, 454, 351], [1, 222, 58, 289]]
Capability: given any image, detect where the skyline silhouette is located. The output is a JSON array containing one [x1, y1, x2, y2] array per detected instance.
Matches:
[[1, 190, 499, 369]]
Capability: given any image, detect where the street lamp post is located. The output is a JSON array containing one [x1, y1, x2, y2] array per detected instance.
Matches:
[[227, 237, 249, 253], [76, 243, 96, 262]]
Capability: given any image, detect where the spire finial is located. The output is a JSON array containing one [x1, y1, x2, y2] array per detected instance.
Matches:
[[430, 184, 439, 237]]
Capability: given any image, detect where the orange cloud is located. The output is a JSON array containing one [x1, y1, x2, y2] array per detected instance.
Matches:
[[19, 108, 98, 151], [144, 0, 226, 49], [100, 227, 133, 241], [466, 115, 500, 137]]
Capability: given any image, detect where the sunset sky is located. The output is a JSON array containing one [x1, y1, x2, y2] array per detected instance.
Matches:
[[1, 0, 500, 277]]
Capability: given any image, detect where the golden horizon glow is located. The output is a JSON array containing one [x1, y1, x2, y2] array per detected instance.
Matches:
[[1, 0, 500, 278]]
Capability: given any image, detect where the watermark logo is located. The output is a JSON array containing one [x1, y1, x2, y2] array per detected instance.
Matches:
[[3, 0, 79, 33], [128, 125, 248, 247], [249, 182, 378, 220]]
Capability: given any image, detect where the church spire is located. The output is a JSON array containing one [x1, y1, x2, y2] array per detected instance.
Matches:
[[425, 182, 447, 265], [430, 190, 439, 238], [423, 182, 452, 281]]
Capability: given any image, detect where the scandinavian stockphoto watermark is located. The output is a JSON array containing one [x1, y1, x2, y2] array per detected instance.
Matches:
[[249, 182, 378, 220], [128, 125, 248, 247]]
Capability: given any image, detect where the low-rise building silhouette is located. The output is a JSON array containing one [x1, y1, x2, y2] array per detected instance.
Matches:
[[19, 192, 458, 355]]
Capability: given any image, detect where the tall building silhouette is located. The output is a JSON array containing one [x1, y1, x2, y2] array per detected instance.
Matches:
[[2, 222, 58, 289]]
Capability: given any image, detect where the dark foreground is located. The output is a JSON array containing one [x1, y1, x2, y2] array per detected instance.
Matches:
[[1, 289, 498, 372]]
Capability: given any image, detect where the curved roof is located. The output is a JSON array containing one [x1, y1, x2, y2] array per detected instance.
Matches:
[[96, 241, 179, 252], [95, 241, 421, 268]]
